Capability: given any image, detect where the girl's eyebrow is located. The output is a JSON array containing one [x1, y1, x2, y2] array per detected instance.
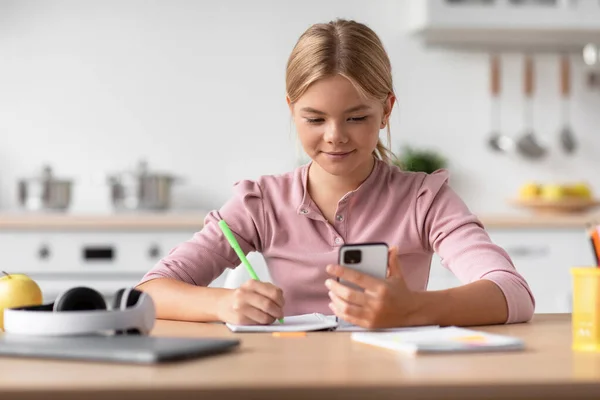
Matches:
[[300, 104, 372, 115]]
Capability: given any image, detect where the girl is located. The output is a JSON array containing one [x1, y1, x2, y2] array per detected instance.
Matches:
[[137, 19, 535, 328]]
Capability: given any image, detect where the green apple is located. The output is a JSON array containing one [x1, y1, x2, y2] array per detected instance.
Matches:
[[0, 271, 43, 331]]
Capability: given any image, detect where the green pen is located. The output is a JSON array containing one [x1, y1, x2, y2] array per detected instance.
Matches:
[[218, 219, 284, 324]]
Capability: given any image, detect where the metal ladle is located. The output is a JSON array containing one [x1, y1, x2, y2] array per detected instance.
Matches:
[[559, 54, 576, 154], [487, 54, 515, 152], [583, 43, 598, 67], [516, 55, 548, 159]]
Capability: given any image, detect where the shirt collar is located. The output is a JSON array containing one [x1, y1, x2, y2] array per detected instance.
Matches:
[[297, 156, 383, 216]]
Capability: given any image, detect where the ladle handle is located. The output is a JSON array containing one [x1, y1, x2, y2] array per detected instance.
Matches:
[[524, 55, 534, 98], [490, 54, 501, 97], [560, 54, 570, 98]]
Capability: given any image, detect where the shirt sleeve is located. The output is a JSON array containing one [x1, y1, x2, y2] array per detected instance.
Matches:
[[137, 179, 267, 287], [415, 169, 535, 324]]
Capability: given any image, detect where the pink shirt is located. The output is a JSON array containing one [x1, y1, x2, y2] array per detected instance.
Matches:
[[139, 159, 535, 324]]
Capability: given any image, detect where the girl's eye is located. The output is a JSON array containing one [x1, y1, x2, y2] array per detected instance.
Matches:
[[348, 116, 368, 122], [306, 118, 324, 124]]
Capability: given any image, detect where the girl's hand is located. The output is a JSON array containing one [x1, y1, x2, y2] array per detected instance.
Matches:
[[217, 280, 285, 325], [325, 246, 419, 329]]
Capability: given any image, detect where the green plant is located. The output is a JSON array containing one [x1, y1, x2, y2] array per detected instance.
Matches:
[[393, 146, 448, 174]]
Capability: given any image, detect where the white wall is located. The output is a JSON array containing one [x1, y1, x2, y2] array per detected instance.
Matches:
[[1, 0, 599, 215]]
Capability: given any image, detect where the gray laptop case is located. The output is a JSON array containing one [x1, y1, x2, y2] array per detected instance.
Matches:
[[0, 333, 240, 364]]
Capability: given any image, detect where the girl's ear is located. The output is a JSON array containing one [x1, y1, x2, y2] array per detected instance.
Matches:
[[380, 94, 396, 129], [384, 93, 396, 120], [286, 96, 294, 113]]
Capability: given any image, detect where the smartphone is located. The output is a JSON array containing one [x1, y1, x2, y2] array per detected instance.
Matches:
[[337, 242, 389, 291]]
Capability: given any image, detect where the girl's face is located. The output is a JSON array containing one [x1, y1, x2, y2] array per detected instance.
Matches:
[[289, 74, 394, 178]]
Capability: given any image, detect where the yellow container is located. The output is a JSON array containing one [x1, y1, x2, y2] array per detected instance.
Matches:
[[571, 267, 600, 351]]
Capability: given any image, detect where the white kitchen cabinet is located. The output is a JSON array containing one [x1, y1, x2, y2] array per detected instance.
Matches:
[[407, 0, 600, 51], [0, 231, 190, 275], [0, 229, 229, 302], [2, 215, 592, 313], [427, 227, 596, 313]]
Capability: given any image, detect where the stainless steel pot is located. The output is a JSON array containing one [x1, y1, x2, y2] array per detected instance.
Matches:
[[108, 161, 181, 211], [18, 166, 73, 211]]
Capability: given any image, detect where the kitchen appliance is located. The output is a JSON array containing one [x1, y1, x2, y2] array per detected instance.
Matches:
[[107, 160, 182, 211], [18, 166, 73, 211]]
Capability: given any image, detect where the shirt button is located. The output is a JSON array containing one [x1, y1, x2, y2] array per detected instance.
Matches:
[[336, 215, 344, 222], [300, 209, 308, 214], [334, 237, 343, 245]]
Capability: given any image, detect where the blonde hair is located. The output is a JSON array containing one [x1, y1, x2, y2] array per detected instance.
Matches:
[[286, 19, 396, 164]]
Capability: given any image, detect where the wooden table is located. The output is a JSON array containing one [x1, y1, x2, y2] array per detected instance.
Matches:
[[1, 314, 600, 400]]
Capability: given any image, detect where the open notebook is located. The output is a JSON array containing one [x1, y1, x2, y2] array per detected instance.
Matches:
[[226, 313, 438, 333], [351, 326, 525, 355]]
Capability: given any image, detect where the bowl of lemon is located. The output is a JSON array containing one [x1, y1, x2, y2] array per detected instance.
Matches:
[[509, 182, 600, 214]]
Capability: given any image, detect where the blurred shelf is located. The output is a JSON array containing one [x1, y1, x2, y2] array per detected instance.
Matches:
[[410, 28, 600, 52], [408, 0, 600, 52]]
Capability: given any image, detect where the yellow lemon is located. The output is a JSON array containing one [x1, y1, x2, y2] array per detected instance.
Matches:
[[519, 182, 541, 200], [568, 182, 593, 199], [540, 184, 567, 201]]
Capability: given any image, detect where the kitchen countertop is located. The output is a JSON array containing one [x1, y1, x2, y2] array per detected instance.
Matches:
[[0, 212, 208, 230], [0, 211, 596, 230], [478, 213, 598, 229]]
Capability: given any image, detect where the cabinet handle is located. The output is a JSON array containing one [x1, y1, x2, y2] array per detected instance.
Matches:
[[83, 246, 114, 262], [505, 246, 549, 258], [38, 244, 51, 260], [148, 244, 161, 259]]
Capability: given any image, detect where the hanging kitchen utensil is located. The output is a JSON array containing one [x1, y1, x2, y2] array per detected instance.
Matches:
[[516, 55, 548, 159], [17, 165, 73, 211], [559, 54, 576, 154], [487, 54, 514, 153], [583, 43, 598, 67], [583, 43, 600, 91]]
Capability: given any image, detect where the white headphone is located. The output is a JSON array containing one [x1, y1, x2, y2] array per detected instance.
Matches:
[[3, 286, 156, 336]]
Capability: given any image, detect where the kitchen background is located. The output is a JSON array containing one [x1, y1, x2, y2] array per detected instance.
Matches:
[[1, 0, 600, 313], [1, 0, 600, 213]]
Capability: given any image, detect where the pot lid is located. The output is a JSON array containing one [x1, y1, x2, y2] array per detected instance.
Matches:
[[20, 165, 71, 184], [108, 160, 179, 182]]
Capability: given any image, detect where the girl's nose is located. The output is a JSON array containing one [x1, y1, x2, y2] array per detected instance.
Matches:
[[323, 121, 348, 144]]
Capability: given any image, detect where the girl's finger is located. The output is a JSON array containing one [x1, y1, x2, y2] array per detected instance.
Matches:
[[326, 264, 382, 290], [243, 290, 284, 320], [328, 301, 371, 328], [237, 303, 277, 325], [326, 278, 369, 306], [328, 291, 372, 321]]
